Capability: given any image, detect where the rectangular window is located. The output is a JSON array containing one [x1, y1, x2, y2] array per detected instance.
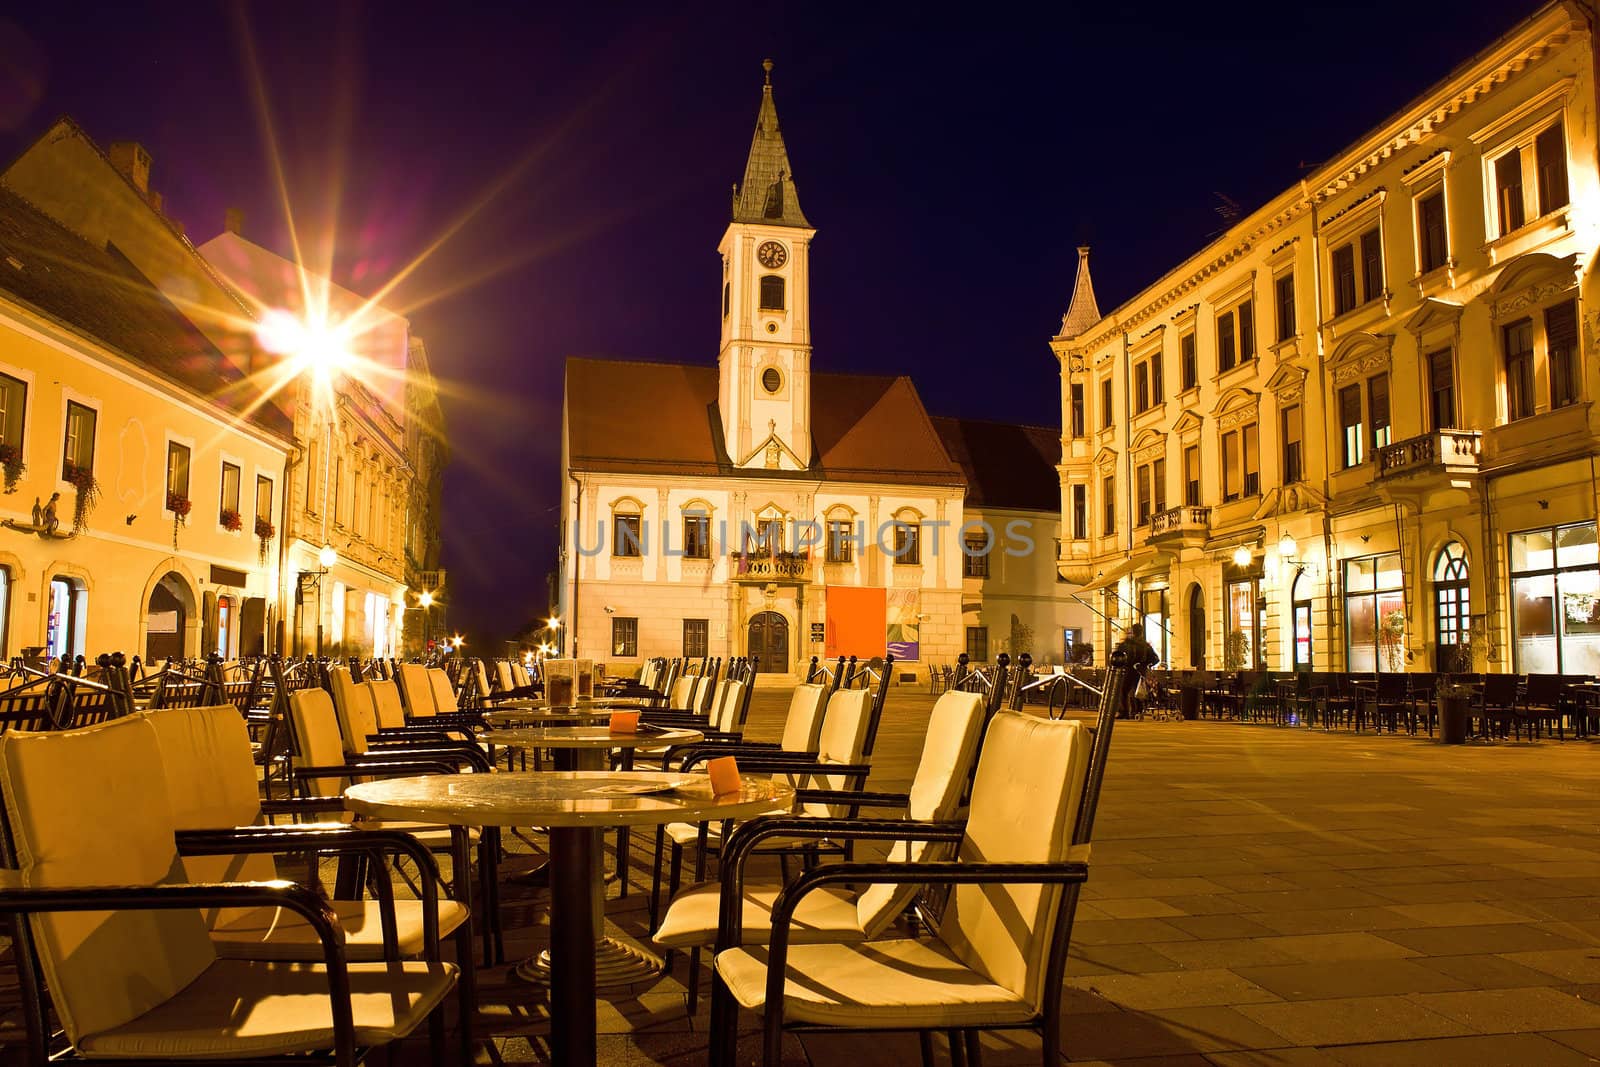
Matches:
[[1547, 299, 1580, 409], [1368, 374, 1391, 451], [1536, 120, 1570, 216], [220, 461, 241, 523], [682, 619, 708, 659], [1179, 331, 1197, 390], [1427, 349, 1456, 430], [1069, 383, 1085, 437], [1282, 404, 1303, 484], [1237, 300, 1255, 363], [1183, 445, 1201, 506], [1332, 243, 1357, 316], [1417, 190, 1448, 273], [613, 513, 643, 557], [333, 457, 343, 523], [304, 438, 319, 515], [1222, 430, 1240, 502], [1102, 474, 1116, 536], [1274, 272, 1296, 342], [1134, 362, 1149, 414], [965, 626, 988, 663], [1217, 309, 1237, 372], [894, 522, 921, 565], [166, 442, 191, 501], [1504, 317, 1535, 421], [611, 617, 639, 658], [826, 520, 854, 563], [1150, 351, 1164, 404], [255, 476, 273, 528], [1136, 463, 1152, 526], [1509, 520, 1600, 674], [963, 537, 989, 578], [1071, 484, 1087, 539], [683, 514, 710, 559], [1152, 456, 1166, 515], [1496, 150, 1526, 235], [0, 373, 25, 449], [1360, 227, 1383, 304], [1100, 378, 1113, 430], [755, 518, 783, 553], [1243, 422, 1260, 496], [62, 400, 96, 477], [1339, 384, 1365, 467]]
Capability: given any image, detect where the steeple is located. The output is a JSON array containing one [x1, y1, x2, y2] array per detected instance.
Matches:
[[1058, 246, 1101, 339], [731, 59, 810, 228]]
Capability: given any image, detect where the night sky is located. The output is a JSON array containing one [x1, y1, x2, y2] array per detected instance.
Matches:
[[0, 1, 1532, 642]]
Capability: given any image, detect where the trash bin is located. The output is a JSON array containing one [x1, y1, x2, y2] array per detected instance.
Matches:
[[1439, 696, 1469, 744], [1179, 686, 1201, 720]]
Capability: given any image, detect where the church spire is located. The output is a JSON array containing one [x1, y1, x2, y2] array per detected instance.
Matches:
[[1058, 246, 1101, 339], [731, 59, 810, 228]]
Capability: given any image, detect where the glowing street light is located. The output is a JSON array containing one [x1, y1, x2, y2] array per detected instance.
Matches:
[[418, 590, 434, 608], [318, 543, 338, 569], [452, 634, 464, 650], [547, 615, 562, 629], [1232, 545, 1253, 568]]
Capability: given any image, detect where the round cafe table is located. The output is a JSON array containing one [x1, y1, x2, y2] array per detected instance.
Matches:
[[345, 770, 792, 1067]]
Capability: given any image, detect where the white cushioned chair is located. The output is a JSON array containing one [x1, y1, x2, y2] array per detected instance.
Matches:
[[0, 713, 456, 1064], [657, 689, 984, 1012], [709, 661, 1124, 1067]]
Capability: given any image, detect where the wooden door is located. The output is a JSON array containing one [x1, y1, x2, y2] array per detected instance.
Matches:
[[747, 612, 789, 675]]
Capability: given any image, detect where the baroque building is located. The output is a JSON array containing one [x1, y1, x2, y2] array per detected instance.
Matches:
[[560, 65, 1088, 681], [1055, 1, 1600, 675]]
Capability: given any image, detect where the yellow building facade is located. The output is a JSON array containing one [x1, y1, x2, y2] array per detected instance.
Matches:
[[1, 119, 447, 662], [1056, 2, 1600, 675]]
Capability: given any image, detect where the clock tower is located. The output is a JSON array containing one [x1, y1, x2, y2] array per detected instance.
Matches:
[[718, 59, 815, 472]]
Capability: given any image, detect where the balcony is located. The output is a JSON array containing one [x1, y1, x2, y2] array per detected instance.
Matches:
[[1375, 430, 1481, 480], [730, 551, 811, 583], [1148, 505, 1212, 546]]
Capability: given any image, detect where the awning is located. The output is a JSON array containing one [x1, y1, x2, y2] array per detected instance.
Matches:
[[1073, 550, 1168, 593]]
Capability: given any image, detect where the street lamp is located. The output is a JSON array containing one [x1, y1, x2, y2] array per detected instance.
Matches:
[[297, 543, 338, 657], [417, 589, 437, 653]]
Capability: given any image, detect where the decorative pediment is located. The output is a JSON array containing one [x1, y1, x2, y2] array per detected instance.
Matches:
[[1252, 482, 1326, 520], [1329, 332, 1395, 385], [1264, 361, 1309, 402], [1487, 252, 1579, 322], [738, 429, 807, 472], [1131, 430, 1166, 465], [1172, 410, 1205, 437], [1093, 446, 1119, 472], [1211, 387, 1259, 429], [1404, 297, 1465, 337]]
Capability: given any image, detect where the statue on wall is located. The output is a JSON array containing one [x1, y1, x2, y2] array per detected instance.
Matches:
[[40, 493, 60, 534]]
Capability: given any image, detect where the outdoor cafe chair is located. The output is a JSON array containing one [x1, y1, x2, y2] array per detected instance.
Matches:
[[708, 655, 1128, 1067], [654, 688, 985, 1014], [288, 687, 501, 964], [0, 713, 456, 1065]]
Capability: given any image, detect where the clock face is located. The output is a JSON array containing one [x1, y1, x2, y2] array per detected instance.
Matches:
[[757, 241, 788, 269]]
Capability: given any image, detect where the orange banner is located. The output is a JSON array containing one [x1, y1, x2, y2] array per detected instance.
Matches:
[[825, 587, 886, 660]]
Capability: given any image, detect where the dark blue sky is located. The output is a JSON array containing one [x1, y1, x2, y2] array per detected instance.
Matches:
[[0, 1, 1535, 640]]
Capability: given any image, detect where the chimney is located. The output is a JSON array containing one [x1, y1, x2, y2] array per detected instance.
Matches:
[[224, 208, 243, 236], [107, 141, 151, 194]]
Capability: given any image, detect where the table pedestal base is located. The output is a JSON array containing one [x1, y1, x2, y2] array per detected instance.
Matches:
[[514, 936, 662, 987]]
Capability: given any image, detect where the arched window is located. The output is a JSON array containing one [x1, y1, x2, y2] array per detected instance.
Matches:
[[759, 274, 785, 311], [1187, 583, 1205, 668], [1292, 571, 1313, 670], [1434, 542, 1470, 671]]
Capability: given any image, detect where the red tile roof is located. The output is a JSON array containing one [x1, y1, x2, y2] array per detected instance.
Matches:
[[931, 416, 1060, 512], [566, 357, 964, 485]]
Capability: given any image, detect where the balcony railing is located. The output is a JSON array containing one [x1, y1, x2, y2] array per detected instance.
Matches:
[[1375, 429, 1482, 480], [1149, 505, 1212, 540], [730, 551, 811, 582]]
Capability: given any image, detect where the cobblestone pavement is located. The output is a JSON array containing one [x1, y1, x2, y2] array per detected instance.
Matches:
[[7, 687, 1597, 1065]]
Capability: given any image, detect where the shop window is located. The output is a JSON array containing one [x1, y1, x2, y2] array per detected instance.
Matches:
[[1344, 554, 1405, 672], [1510, 521, 1600, 675]]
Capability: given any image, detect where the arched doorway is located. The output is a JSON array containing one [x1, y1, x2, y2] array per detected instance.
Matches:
[[1434, 542, 1470, 672], [747, 611, 789, 675], [1187, 583, 1205, 668], [145, 572, 193, 662], [239, 597, 268, 657], [1292, 571, 1314, 671]]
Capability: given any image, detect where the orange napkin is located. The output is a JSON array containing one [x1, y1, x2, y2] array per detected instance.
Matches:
[[707, 755, 742, 795], [608, 711, 640, 735]]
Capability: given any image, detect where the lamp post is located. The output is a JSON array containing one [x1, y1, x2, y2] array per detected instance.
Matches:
[[418, 589, 436, 654], [546, 614, 563, 656], [297, 543, 338, 658]]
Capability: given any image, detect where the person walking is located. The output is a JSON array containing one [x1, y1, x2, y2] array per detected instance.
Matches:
[[1113, 623, 1159, 719]]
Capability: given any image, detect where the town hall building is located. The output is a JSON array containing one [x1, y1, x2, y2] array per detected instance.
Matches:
[[558, 64, 1088, 682]]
